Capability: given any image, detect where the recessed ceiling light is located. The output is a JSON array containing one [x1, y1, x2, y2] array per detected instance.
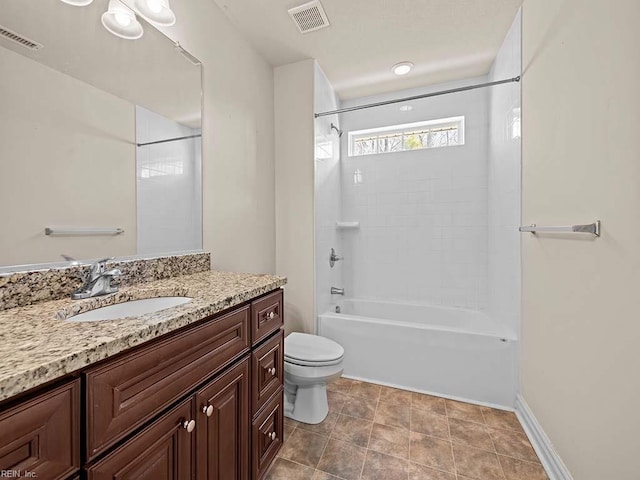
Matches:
[[399, 105, 413, 112], [392, 62, 413, 76]]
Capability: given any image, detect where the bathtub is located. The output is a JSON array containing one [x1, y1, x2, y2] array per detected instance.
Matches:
[[318, 299, 518, 408]]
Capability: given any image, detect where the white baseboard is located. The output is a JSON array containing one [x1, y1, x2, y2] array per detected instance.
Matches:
[[515, 394, 573, 480]]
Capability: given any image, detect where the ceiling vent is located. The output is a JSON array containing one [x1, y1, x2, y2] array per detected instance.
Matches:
[[288, 0, 330, 34], [0, 25, 43, 51]]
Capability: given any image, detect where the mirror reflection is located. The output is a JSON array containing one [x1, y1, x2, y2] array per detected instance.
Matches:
[[0, 0, 203, 267]]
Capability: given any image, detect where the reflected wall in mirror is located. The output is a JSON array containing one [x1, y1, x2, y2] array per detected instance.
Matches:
[[0, 0, 202, 268]]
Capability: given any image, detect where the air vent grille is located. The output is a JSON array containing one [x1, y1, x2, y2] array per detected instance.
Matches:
[[0, 25, 42, 51], [288, 1, 330, 34]]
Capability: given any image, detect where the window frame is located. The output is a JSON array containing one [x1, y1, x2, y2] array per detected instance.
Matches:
[[347, 116, 465, 157]]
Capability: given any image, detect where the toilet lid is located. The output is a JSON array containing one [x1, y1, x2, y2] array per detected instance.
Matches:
[[284, 332, 344, 364]]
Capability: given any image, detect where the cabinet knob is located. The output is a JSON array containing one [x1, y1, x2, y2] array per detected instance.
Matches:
[[269, 367, 276, 376], [202, 404, 214, 417], [266, 431, 276, 441], [267, 311, 275, 320], [182, 419, 196, 433]]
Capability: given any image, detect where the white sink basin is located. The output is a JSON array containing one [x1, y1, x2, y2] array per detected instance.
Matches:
[[66, 297, 192, 322]]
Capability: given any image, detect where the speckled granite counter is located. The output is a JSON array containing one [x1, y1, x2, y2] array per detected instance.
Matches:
[[0, 270, 286, 402]]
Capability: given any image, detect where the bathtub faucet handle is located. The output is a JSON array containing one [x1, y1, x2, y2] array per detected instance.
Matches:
[[330, 287, 345, 295], [329, 248, 343, 268]]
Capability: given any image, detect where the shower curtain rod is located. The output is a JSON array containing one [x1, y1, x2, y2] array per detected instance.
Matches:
[[314, 76, 521, 118]]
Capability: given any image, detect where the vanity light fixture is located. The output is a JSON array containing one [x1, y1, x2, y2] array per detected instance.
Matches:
[[392, 61, 414, 76], [101, 0, 144, 40], [134, 0, 176, 26], [60, 0, 94, 5]]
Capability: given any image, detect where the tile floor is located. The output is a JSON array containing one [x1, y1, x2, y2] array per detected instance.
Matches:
[[267, 378, 548, 480]]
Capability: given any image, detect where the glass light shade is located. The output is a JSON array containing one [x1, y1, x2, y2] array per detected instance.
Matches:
[[60, 0, 94, 5], [392, 62, 414, 76], [134, 0, 176, 26], [101, 0, 144, 40]]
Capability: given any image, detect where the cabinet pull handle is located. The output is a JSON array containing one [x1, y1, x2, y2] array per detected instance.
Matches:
[[267, 311, 275, 320], [202, 404, 214, 417], [182, 419, 196, 433]]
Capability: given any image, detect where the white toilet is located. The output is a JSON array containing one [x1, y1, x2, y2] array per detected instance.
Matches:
[[283, 332, 344, 424]]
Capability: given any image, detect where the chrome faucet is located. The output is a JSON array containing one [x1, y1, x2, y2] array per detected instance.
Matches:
[[329, 248, 343, 268], [330, 287, 345, 295], [71, 257, 122, 300]]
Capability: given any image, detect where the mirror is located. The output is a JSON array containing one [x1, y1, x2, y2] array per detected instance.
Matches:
[[0, 0, 203, 268]]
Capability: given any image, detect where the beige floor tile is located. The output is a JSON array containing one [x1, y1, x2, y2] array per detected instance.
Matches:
[[452, 443, 505, 480], [374, 400, 411, 430], [327, 377, 355, 394], [284, 423, 297, 444], [481, 407, 523, 432], [409, 462, 457, 480], [349, 380, 382, 401], [361, 450, 409, 480], [368, 423, 410, 459], [312, 471, 342, 480], [445, 399, 485, 424], [448, 417, 494, 451], [379, 386, 413, 406], [341, 395, 377, 421], [410, 408, 450, 441], [297, 412, 339, 437], [409, 431, 455, 473], [412, 392, 447, 415], [488, 427, 539, 463], [327, 390, 348, 414], [279, 429, 329, 468], [499, 455, 549, 480], [331, 414, 373, 447], [265, 458, 315, 480], [316, 438, 366, 480]]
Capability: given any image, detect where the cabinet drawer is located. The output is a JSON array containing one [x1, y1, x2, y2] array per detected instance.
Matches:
[[251, 330, 283, 416], [196, 358, 250, 480], [85, 306, 250, 460], [86, 397, 193, 480], [251, 290, 283, 345], [0, 379, 79, 480], [251, 389, 283, 480]]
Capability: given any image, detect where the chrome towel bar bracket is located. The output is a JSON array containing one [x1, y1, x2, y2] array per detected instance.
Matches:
[[519, 220, 600, 237]]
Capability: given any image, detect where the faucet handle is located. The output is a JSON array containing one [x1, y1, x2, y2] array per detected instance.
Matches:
[[89, 257, 115, 279]]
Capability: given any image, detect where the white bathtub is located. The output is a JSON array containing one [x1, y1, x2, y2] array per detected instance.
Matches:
[[318, 299, 518, 408]]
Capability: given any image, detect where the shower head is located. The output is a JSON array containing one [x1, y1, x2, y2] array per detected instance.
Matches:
[[331, 123, 343, 137]]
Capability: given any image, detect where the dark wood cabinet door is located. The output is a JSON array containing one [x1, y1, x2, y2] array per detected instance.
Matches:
[[85, 306, 250, 460], [86, 397, 194, 480], [251, 290, 283, 346], [251, 330, 283, 416], [0, 379, 79, 480], [251, 389, 283, 480], [195, 358, 249, 480]]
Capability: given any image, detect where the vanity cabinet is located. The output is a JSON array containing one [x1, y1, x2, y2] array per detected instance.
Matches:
[[0, 379, 80, 480], [0, 288, 284, 480]]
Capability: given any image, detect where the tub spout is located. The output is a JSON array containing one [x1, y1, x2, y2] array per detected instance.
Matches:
[[330, 287, 345, 295]]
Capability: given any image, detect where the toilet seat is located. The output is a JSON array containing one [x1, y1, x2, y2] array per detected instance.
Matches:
[[284, 332, 344, 366]]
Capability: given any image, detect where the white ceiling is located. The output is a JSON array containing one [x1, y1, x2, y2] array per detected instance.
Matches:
[[212, 0, 523, 99]]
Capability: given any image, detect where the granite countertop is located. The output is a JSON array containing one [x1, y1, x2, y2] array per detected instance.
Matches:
[[0, 270, 286, 402]]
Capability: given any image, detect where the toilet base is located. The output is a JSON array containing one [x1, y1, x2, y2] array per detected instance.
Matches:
[[284, 382, 329, 424]]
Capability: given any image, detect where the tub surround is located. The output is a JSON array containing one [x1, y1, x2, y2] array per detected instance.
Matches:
[[0, 269, 286, 402], [0, 251, 211, 311]]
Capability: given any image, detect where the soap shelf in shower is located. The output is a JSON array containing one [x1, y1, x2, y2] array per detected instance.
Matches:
[[336, 221, 360, 230]]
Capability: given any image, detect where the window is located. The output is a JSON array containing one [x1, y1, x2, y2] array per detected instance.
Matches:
[[348, 116, 464, 157]]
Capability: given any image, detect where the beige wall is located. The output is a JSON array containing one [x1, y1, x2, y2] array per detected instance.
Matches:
[[521, 1, 640, 478], [0, 46, 136, 266], [156, 0, 276, 274], [274, 60, 316, 334]]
